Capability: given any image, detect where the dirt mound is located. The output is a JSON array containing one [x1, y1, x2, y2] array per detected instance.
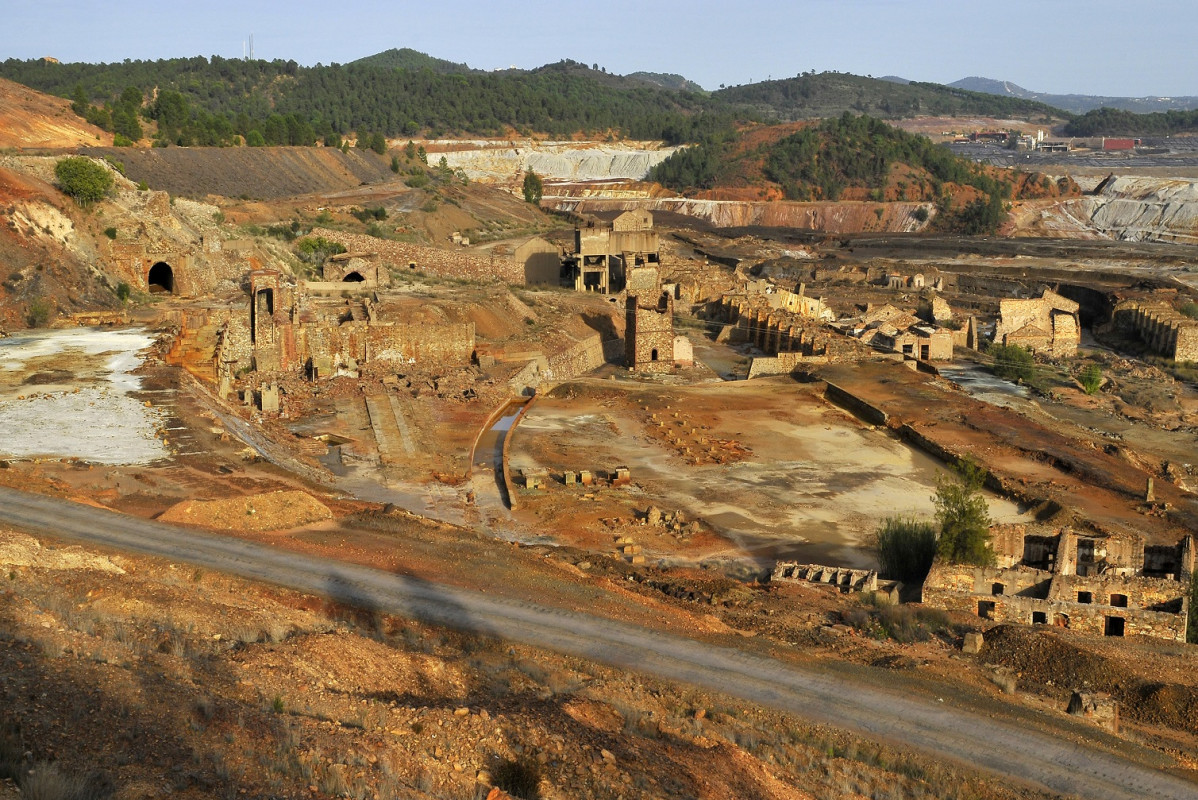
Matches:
[[78, 145, 395, 200], [980, 624, 1198, 734], [979, 624, 1122, 689], [0, 77, 112, 149], [158, 490, 333, 531]]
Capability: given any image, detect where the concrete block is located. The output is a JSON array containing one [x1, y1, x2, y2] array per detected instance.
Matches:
[[962, 632, 984, 654]]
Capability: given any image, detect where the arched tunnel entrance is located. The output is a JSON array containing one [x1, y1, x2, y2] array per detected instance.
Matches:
[[148, 262, 174, 294], [342, 271, 366, 283]]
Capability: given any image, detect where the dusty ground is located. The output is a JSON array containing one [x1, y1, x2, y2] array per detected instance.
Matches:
[[507, 378, 1028, 570], [2, 525, 1096, 800]]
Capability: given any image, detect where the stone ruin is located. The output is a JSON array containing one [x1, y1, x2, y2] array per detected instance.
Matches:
[[772, 562, 879, 593], [625, 291, 677, 373], [1067, 690, 1119, 733], [994, 288, 1080, 358], [922, 525, 1194, 642], [1112, 299, 1198, 362]]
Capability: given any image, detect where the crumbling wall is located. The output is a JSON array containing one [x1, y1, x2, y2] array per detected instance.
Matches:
[[312, 227, 524, 284], [365, 322, 475, 368], [922, 562, 1188, 642], [1112, 300, 1198, 362]]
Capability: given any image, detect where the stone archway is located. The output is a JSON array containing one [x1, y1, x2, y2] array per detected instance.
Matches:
[[342, 271, 366, 282], [148, 262, 174, 294]]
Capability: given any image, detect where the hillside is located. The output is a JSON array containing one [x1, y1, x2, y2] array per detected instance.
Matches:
[[349, 47, 479, 73], [0, 56, 729, 145], [951, 76, 1198, 114], [0, 76, 112, 149], [78, 145, 395, 199], [716, 72, 1068, 122], [627, 71, 706, 92], [649, 115, 1079, 235], [1063, 106, 1198, 137]]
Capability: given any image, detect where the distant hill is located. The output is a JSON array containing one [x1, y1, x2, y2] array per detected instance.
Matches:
[[950, 76, 1198, 114], [626, 72, 705, 93], [649, 115, 1077, 235], [349, 48, 478, 74], [0, 55, 729, 144], [716, 72, 1067, 121]]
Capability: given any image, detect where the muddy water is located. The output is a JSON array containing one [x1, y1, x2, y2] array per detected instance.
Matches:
[[0, 327, 169, 464]]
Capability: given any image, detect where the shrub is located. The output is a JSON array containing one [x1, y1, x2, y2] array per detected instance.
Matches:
[[103, 227, 117, 240], [913, 206, 930, 223], [1180, 302, 1198, 320], [404, 172, 430, 189], [872, 516, 938, 583], [26, 297, 52, 327], [987, 342, 1035, 383], [54, 157, 113, 206], [1079, 363, 1103, 395], [115, 282, 131, 302], [295, 236, 346, 264]]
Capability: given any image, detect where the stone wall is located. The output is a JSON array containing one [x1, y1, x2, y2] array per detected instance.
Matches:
[[995, 289, 1081, 358], [312, 227, 524, 284], [1112, 300, 1198, 362], [625, 292, 675, 372], [922, 562, 1188, 642]]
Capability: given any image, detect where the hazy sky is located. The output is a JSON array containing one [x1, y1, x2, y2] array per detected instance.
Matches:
[[4, 0, 1195, 97]]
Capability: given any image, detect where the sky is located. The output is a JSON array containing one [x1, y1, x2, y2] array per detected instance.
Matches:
[[4, 0, 1196, 98]]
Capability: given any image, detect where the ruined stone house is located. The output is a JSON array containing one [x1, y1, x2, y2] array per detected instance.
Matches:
[[994, 289, 1080, 358], [922, 525, 1193, 642], [224, 268, 476, 388]]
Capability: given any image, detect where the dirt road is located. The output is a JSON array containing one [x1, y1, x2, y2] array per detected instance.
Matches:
[[1, 485, 1193, 800]]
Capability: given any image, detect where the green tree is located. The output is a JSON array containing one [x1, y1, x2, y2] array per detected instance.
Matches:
[[245, 129, 265, 147], [54, 157, 114, 206], [1079, 364, 1103, 395], [987, 343, 1035, 383], [872, 516, 938, 583], [934, 459, 994, 567], [522, 169, 543, 204]]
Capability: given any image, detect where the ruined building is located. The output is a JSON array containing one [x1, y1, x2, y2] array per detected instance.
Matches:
[[625, 292, 676, 373], [1112, 300, 1198, 362], [994, 289, 1081, 358], [839, 304, 954, 362], [709, 295, 877, 377], [922, 525, 1193, 642], [567, 210, 660, 293], [217, 268, 476, 394]]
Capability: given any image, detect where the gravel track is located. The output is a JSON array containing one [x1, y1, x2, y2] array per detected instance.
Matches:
[[1, 485, 1194, 800]]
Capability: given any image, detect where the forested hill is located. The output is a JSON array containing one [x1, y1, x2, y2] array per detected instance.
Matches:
[[715, 72, 1068, 121], [0, 56, 730, 145], [650, 114, 1076, 235], [1064, 107, 1198, 136], [0, 54, 1070, 148], [348, 48, 478, 74]]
